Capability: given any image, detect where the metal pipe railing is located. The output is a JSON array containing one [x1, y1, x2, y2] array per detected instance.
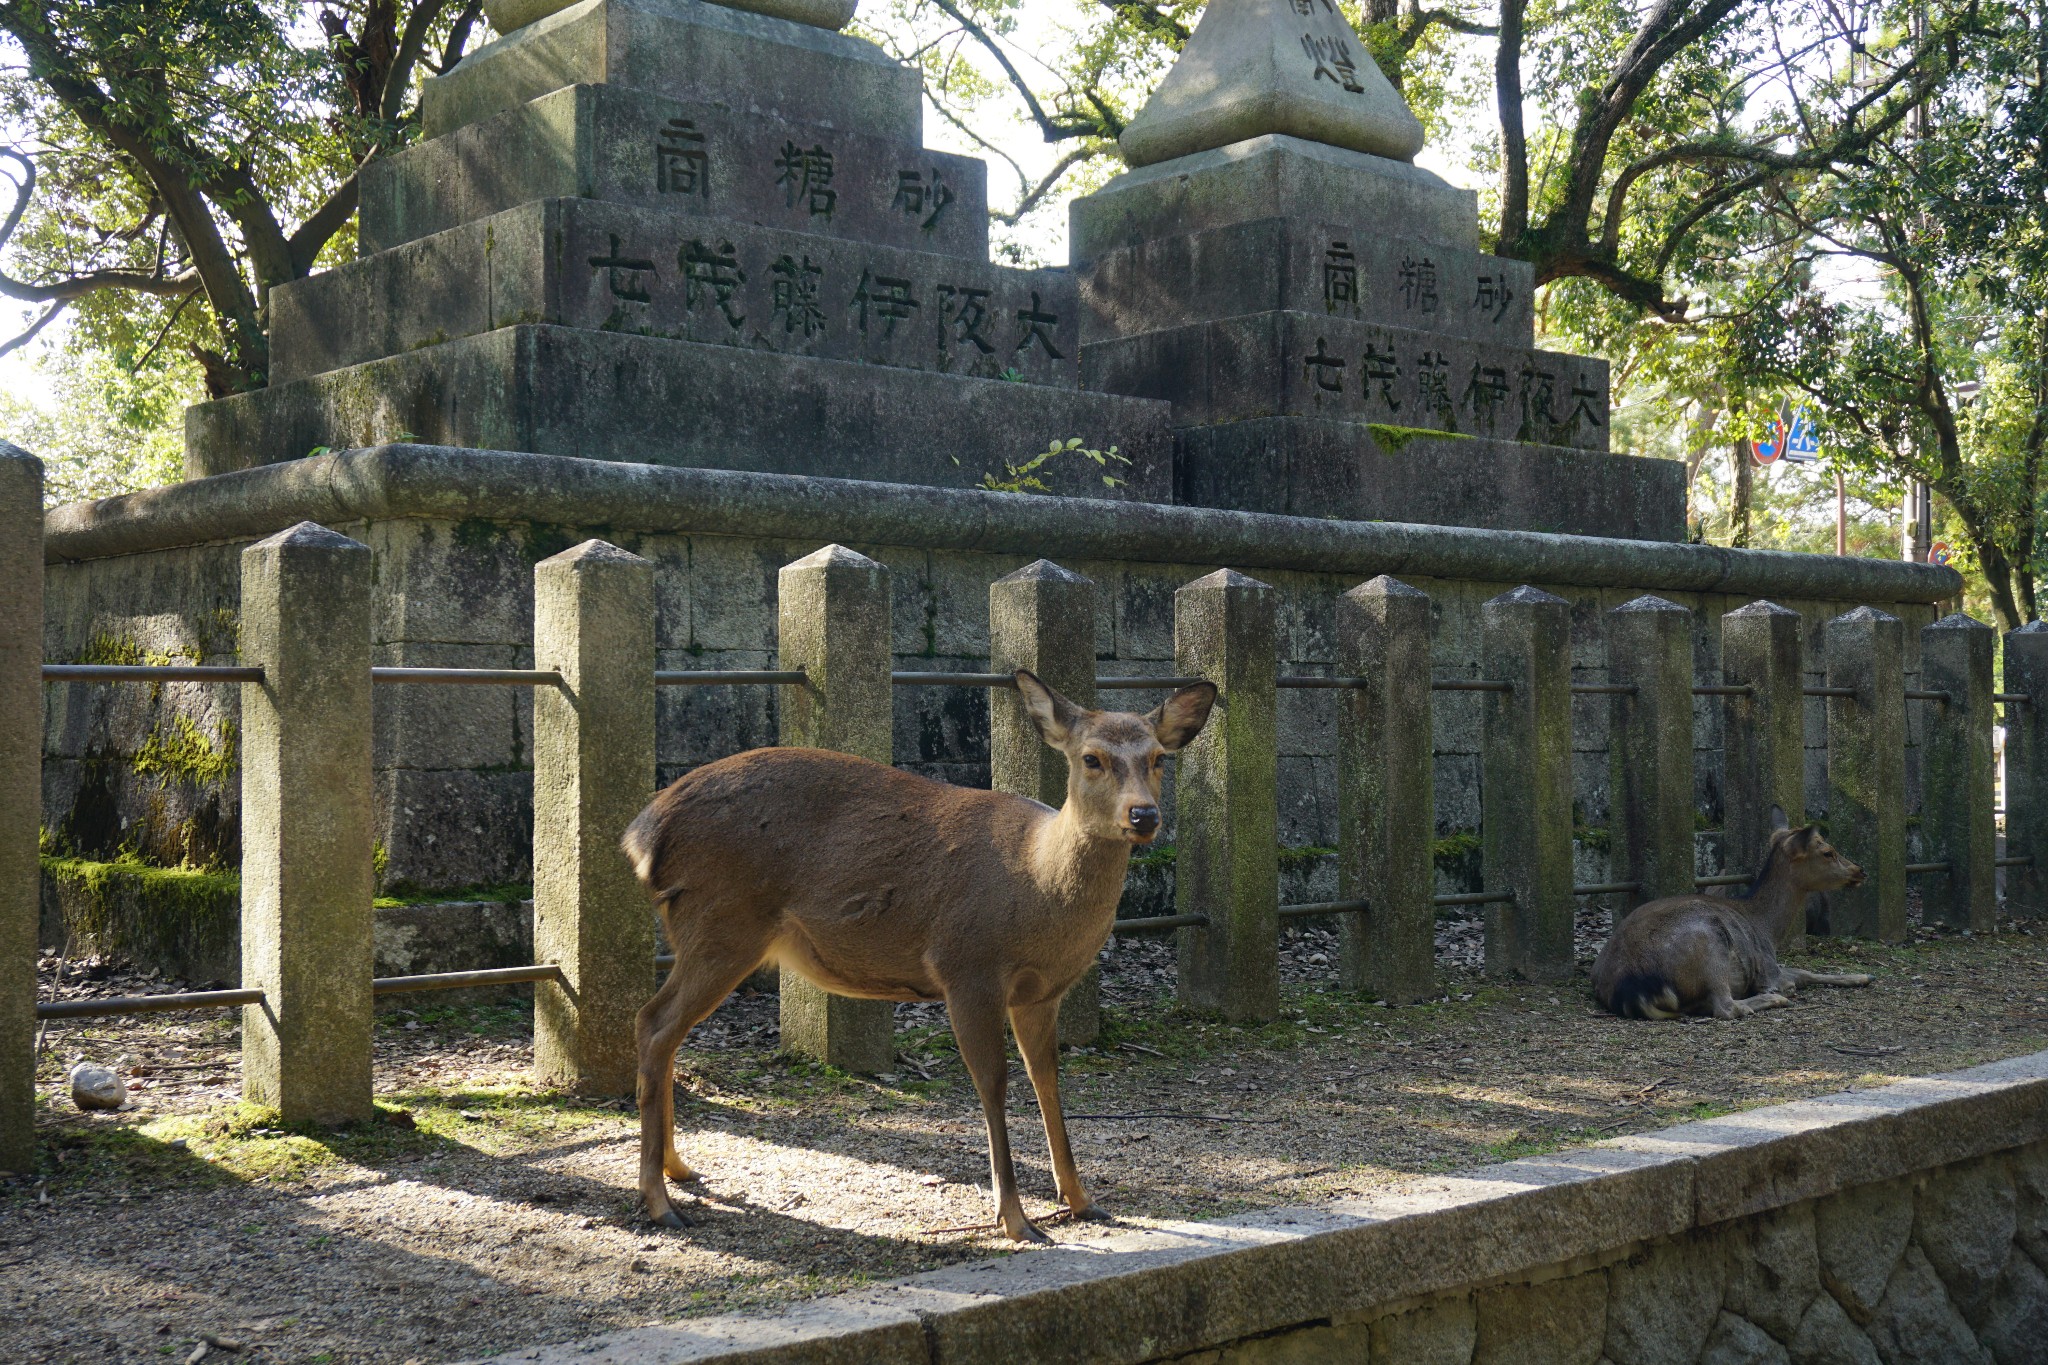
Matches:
[[1110, 912, 1211, 934], [1433, 890, 1515, 907], [1278, 900, 1367, 919], [42, 664, 264, 684], [1432, 679, 1513, 694], [1904, 861, 1954, 875], [373, 667, 562, 686], [658, 669, 806, 686], [35, 987, 265, 1021], [371, 964, 563, 995]]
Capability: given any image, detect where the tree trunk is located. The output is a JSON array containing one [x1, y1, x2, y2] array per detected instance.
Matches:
[[1729, 439, 1754, 548]]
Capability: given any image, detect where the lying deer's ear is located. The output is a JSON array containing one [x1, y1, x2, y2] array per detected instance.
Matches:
[[1148, 681, 1218, 752], [1014, 670, 1083, 746], [1769, 805, 1791, 832]]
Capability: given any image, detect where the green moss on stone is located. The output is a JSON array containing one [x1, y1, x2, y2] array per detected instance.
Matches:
[[41, 853, 240, 970], [134, 716, 239, 790], [1368, 424, 1475, 455]]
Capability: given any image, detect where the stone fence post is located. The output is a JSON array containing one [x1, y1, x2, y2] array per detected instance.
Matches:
[[1174, 570, 1278, 1022], [989, 561, 1101, 1045], [1823, 607, 1905, 942], [777, 545, 895, 1072], [240, 523, 375, 1126], [2004, 622, 2048, 918], [1607, 596, 1697, 919], [1336, 576, 1434, 1003], [1, 444, 41, 1170], [1921, 614, 1996, 932], [533, 541, 656, 1094], [1721, 600, 1805, 944], [1481, 586, 1574, 981]]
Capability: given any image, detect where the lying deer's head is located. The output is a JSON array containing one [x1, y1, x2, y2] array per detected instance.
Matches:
[[1766, 811, 1867, 893], [1015, 671, 1217, 844]]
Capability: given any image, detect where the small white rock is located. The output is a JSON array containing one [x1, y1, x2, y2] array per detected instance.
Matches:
[[68, 1063, 127, 1111]]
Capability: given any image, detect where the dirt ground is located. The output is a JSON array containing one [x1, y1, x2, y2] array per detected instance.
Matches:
[[5, 909, 2047, 1365]]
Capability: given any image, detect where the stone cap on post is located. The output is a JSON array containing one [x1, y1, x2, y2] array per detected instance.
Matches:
[[1119, 0, 1425, 167], [485, 0, 857, 34]]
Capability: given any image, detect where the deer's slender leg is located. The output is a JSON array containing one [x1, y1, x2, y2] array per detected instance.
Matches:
[[1728, 991, 1794, 1018], [947, 986, 1046, 1243], [1011, 995, 1100, 1221], [1780, 966, 1873, 988], [637, 923, 764, 1230]]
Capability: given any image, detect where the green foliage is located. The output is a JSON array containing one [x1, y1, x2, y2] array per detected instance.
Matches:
[[980, 436, 1130, 493]]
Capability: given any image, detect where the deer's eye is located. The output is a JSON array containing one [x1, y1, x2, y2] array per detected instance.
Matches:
[[1083, 754, 1103, 771]]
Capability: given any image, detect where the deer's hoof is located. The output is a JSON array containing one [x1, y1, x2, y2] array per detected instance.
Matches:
[[1070, 1203, 1110, 1223], [1007, 1220, 1054, 1245], [649, 1205, 694, 1230], [1845, 974, 1873, 987]]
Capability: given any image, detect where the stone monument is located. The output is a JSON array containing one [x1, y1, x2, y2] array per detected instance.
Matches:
[[180, 0, 1684, 534], [1071, 0, 1682, 538], [186, 0, 1176, 501]]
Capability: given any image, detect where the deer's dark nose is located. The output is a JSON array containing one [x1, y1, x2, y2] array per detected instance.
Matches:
[[1128, 805, 1160, 836]]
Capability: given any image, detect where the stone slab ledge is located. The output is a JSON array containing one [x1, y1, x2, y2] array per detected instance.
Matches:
[[466, 1048, 2048, 1364], [44, 444, 1963, 606]]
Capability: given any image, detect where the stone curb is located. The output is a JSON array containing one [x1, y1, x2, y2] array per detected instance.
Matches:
[[467, 1048, 2048, 1364], [47, 445, 1961, 603]]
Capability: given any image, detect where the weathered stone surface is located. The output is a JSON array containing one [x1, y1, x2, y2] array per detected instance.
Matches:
[[1913, 1158, 2017, 1325], [486, 0, 858, 33], [0, 443, 40, 1169], [1083, 312, 1610, 449], [532, 540, 657, 1093], [1699, 1311, 1793, 1365], [1169, 416, 1683, 540], [1980, 1246, 2048, 1365], [1365, 1296, 1476, 1364], [239, 523, 376, 1126], [2015, 1143, 2048, 1266], [1608, 595, 1698, 908], [282, 198, 1058, 387], [1919, 614, 1997, 931], [67, 1062, 125, 1111], [425, 0, 919, 143], [1721, 601, 1805, 945], [1175, 569, 1280, 1022], [2001, 621, 2048, 917], [1723, 1202, 1821, 1342], [1865, 1245, 1992, 1364], [1473, 1270, 1607, 1365], [1482, 586, 1575, 981], [776, 545, 894, 1072], [1080, 217, 1533, 347], [1604, 1234, 1726, 1365], [1216, 1320, 1373, 1362], [363, 83, 985, 260], [1788, 1290, 1882, 1365], [1119, 0, 1423, 167], [1821, 606, 1905, 941], [1816, 1179, 1916, 1322], [454, 1293, 926, 1363], [186, 326, 1174, 501], [1071, 134, 1477, 267], [1337, 576, 1434, 1001]]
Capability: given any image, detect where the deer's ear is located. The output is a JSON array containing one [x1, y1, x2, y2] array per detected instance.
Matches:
[[1014, 670, 1083, 747], [1148, 682, 1218, 752], [1769, 805, 1791, 832]]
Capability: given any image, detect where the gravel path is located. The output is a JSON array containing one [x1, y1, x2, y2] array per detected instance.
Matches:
[[5, 910, 2046, 1364]]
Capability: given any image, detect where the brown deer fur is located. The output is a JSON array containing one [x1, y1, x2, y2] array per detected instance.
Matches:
[[620, 671, 1217, 1240], [1592, 819, 1872, 1020]]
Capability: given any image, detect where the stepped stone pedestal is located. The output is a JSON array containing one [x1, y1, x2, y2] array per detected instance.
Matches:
[[183, 0, 1685, 534], [189, 0, 1172, 502]]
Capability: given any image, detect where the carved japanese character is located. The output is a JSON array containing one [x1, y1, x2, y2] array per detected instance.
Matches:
[[679, 240, 746, 329], [895, 169, 957, 231], [1015, 291, 1064, 360], [1518, 365, 1558, 432], [1303, 337, 1346, 395], [1415, 349, 1454, 418], [775, 143, 837, 218], [588, 234, 655, 303], [938, 284, 996, 355], [771, 254, 826, 338], [853, 268, 920, 335], [1474, 272, 1515, 324], [1568, 374, 1606, 430], [1323, 240, 1359, 317], [1462, 362, 1511, 426], [1399, 256, 1439, 312], [1301, 33, 1366, 94], [655, 119, 709, 198], [1361, 342, 1401, 411]]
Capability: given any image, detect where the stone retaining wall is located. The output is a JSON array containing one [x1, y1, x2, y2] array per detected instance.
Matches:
[[40, 446, 1959, 908], [472, 1048, 2048, 1364]]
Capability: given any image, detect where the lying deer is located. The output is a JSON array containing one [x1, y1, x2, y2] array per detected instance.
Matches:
[[1593, 816, 1872, 1020], [621, 671, 1216, 1240]]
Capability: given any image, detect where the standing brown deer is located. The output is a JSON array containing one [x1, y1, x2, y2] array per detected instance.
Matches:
[[1592, 814, 1872, 1020], [621, 671, 1216, 1240]]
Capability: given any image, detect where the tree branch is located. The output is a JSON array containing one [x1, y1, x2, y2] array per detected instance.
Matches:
[[994, 144, 1104, 224], [926, 0, 1108, 142]]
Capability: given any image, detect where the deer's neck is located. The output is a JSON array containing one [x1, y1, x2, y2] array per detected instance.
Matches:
[[1737, 877, 1802, 943], [1033, 805, 1135, 914]]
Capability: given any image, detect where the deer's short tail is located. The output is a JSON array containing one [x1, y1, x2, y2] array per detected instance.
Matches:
[[1604, 973, 1682, 1020], [620, 804, 664, 888]]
